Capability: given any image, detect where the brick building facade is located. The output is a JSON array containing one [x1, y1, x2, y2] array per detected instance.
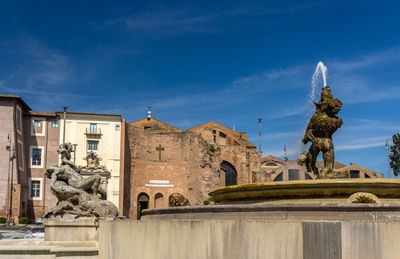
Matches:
[[0, 95, 60, 222], [0, 95, 30, 221], [121, 117, 260, 219], [24, 111, 60, 219]]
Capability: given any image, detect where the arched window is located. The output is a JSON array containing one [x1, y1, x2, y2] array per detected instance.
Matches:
[[350, 170, 360, 178], [137, 193, 149, 220], [265, 162, 278, 166], [154, 193, 164, 208], [221, 161, 237, 186], [273, 172, 283, 182]]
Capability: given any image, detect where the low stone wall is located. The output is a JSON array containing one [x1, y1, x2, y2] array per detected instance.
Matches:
[[0, 240, 98, 259], [0, 218, 100, 259], [99, 219, 400, 259]]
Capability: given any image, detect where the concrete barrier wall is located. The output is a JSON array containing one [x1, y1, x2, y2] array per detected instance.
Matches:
[[99, 220, 400, 259], [99, 220, 303, 259], [341, 222, 400, 259]]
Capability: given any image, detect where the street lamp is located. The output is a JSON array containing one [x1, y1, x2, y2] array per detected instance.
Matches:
[[283, 145, 288, 161], [62, 107, 68, 144], [258, 118, 262, 183], [73, 144, 78, 163], [386, 139, 391, 178], [8, 146, 15, 224], [284, 145, 288, 180], [5, 133, 11, 224]]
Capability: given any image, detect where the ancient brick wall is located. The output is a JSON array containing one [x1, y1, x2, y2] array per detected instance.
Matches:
[[125, 124, 221, 219]]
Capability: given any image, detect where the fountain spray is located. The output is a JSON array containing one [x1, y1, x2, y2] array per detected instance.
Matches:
[[307, 61, 328, 117]]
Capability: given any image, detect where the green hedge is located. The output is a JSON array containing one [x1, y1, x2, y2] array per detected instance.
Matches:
[[0, 217, 6, 224], [18, 217, 28, 224]]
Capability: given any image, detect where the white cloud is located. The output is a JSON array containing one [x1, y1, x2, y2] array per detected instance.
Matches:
[[336, 141, 385, 151], [106, 9, 223, 35], [0, 39, 72, 91], [330, 46, 400, 71], [232, 65, 307, 89], [344, 118, 400, 132], [267, 105, 309, 120], [335, 136, 388, 151], [105, 2, 342, 35], [22, 39, 71, 88]]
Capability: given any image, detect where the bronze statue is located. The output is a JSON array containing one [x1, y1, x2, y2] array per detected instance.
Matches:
[[168, 193, 190, 207], [44, 143, 118, 219], [297, 86, 346, 178]]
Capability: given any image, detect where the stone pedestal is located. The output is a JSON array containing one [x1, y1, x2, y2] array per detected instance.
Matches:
[[44, 217, 99, 242]]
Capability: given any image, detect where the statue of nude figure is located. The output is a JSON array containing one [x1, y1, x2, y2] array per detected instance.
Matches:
[[56, 143, 105, 197], [298, 86, 343, 178]]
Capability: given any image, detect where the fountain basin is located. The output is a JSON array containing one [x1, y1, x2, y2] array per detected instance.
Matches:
[[209, 179, 400, 204], [141, 179, 400, 221]]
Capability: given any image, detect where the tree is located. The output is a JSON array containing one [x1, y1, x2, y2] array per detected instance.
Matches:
[[390, 133, 400, 176]]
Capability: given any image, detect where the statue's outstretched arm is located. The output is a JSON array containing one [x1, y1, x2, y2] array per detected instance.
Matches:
[[336, 117, 343, 128], [51, 170, 60, 185], [302, 120, 316, 144]]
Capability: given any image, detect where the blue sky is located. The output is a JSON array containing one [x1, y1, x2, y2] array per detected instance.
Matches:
[[0, 0, 399, 176]]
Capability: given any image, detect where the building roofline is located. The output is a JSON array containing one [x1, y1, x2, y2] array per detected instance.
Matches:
[[128, 117, 182, 131], [337, 163, 383, 176], [262, 155, 285, 163], [186, 121, 238, 133], [0, 94, 31, 111], [29, 111, 58, 117], [55, 111, 122, 119], [187, 120, 257, 148]]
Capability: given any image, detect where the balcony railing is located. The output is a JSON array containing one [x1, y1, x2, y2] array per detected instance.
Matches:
[[85, 128, 102, 136]]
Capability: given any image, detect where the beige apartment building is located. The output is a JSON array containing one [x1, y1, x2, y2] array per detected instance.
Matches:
[[58, 111, 122, 211]]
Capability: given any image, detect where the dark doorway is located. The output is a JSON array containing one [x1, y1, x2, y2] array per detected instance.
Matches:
[[137, 193, 149, 220], [221, 161, 237, 186]]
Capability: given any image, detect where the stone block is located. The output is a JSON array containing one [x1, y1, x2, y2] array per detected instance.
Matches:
[[98, 220, 303, 259], [303, 222, 341, 259], [44, 218, 99, 242]]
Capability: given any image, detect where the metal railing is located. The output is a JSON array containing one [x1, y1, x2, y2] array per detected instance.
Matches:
[[85, 128, 102, 135]]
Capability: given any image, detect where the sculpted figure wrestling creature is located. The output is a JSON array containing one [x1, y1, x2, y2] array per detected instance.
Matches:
[[297, 86, 346, 178], [44, 143, 118, 219]]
